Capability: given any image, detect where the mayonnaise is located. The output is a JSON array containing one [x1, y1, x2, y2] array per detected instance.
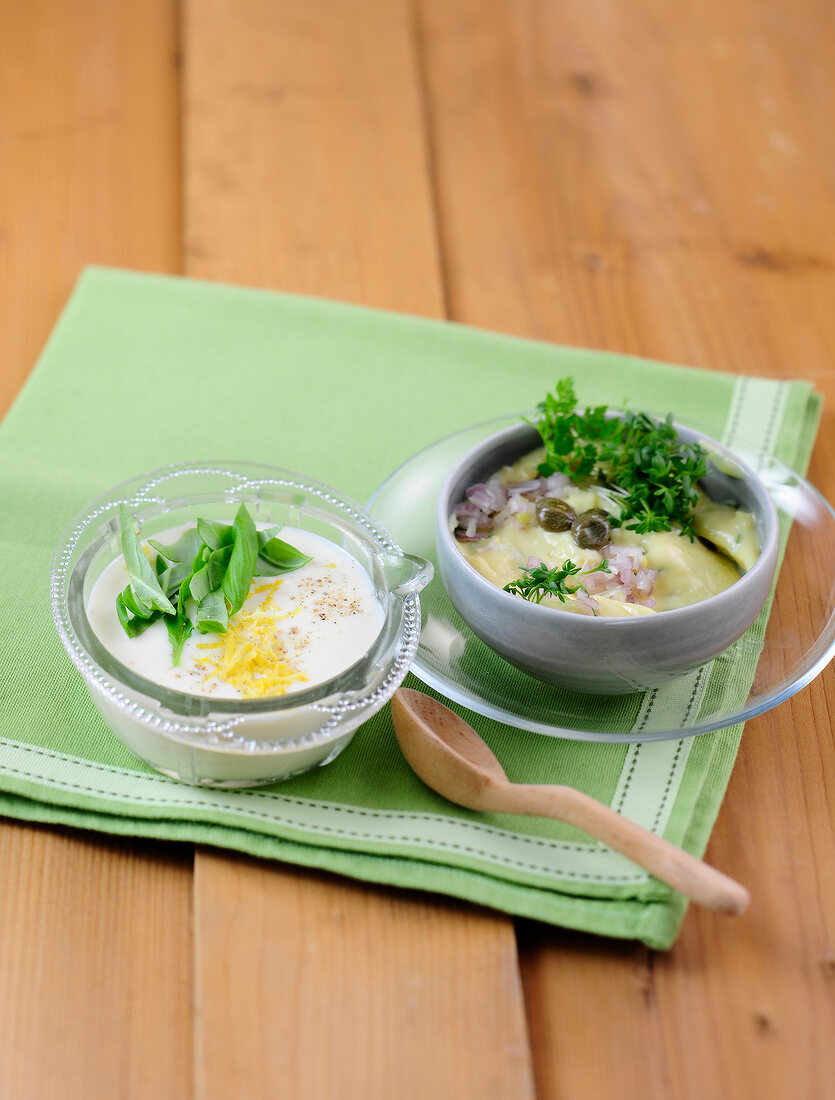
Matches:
[[455, 448, 756, 616]]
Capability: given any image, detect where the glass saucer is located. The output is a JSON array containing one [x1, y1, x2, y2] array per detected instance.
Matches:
[[368, 416, 835, 743]]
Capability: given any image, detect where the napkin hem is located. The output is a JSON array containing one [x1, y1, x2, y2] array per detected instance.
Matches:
[[0, 739, 678, 901], [0, 795, 684, 950]]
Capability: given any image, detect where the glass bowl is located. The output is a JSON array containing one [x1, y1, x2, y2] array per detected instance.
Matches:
[[52, 461, 433, 786]]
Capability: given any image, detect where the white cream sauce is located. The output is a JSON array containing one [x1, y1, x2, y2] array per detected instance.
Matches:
[[87, 526, 385, 698]]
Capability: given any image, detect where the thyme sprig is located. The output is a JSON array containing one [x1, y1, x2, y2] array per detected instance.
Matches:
[[503, 559, 611, 604]]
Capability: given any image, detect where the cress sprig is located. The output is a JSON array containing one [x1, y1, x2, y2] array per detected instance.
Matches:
[[529, 378, 709, 537], [115, 503, 312, 666], [503, 559, 611, 604]]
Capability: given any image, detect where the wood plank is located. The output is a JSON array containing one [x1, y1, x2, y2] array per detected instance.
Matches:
[[417, 0, 835, 373], [183, 2, 534, 1098], [195, 858, 534, 1100], [418, 0, 835, 1097], [0, 828, 194, 1100], [183, 0, 444, 315], [0, 0, 181, 418], [0, 3, 191, 1098]]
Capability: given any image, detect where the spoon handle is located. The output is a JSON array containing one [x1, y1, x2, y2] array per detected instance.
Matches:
[[501, 782, 749, 915]]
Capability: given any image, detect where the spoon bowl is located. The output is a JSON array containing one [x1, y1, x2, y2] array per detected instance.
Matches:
[[392, 687, 507, 803], [391, 688, 750, 915]]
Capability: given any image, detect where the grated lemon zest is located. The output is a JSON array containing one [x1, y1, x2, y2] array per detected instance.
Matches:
[[198, 581, 307, 699]]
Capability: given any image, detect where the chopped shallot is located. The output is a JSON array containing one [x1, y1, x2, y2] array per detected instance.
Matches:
[[454, 472, 659, 609], [574, 591, 600, 615]]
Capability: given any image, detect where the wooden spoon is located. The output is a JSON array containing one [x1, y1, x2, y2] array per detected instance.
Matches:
[[391, 688, 750, 915]]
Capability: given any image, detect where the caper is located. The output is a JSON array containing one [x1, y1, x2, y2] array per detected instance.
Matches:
[[572, 509, 611, 550], [535, 497, 576, 533]]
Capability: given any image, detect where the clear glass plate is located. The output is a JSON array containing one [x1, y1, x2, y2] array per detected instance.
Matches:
[[368, 416, 835, 742]]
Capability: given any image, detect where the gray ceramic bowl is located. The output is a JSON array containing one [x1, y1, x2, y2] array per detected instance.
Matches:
[[436, 421, 780, 695]]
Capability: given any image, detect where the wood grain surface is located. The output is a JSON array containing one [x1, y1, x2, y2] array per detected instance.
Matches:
[[183, 3, 533, 1098], [1, 0, 833, 1097], [0, 4, 192, 1099], [415, 2, 835, 1097]]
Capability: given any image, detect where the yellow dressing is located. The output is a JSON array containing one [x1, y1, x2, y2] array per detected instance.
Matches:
[[457, 448, 757, 616], [691, 500, 759, 572], [642, 531, 740, 611]]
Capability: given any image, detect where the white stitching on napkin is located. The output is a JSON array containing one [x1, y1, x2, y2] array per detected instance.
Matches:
[[0, 740, 648, 882], [611, 379, 788, 841]]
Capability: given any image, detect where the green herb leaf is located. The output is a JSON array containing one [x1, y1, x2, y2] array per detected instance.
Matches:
[[119, 504, 176, 616], [257, 536, 312, 575], [115, 592, 133, 635], [165, 612, 193, 666], [188, 565, 210, 606], [195, 588, 229, 634], [116, 591, 163, 637], [531, 380, 708, 536], [118, 584, 150, 619], [503, 559, 611, 604], [115, 503, 310, 661], [157, 558, 195, 598], [148, 527, 204, 564], [189, 545, 233, 604], [197, 518, 234, 551], [256, 525, 282, 546], [222, 503, 259, 616]]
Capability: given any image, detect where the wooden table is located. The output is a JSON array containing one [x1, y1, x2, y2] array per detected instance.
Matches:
[[2, 2, 834, 1096]]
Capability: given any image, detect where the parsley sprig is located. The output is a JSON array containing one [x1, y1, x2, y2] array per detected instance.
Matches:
[[503, 559, 611, 604], [116, 504, 312, 666], [529, 378, 709, 537]]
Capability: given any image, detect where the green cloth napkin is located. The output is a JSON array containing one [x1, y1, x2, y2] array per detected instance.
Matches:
[[0, 268, 820, 949]]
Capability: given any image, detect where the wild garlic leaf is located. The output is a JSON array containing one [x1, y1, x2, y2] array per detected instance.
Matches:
[[157, 558, 194, 597], [190, 545, 233, 604], [148, 527, 203, 564], [165, 612, 193, 667], [116, 591, 162, 637], [189, 565, 211, 606], [207, 544, 233, 589], [115, 503, 311, 661], [258, 536, 312, 574], [222, 504, 259, 616], [118, 584, 151, 619], [177, 571, 193, 617], [119, 504, 175, 616], [256, 525, 282, 547], [177, 547, 205, 617], [195, 588, 229, 634], [115, 593, 133, 635], [197, 518, 234, 551]]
